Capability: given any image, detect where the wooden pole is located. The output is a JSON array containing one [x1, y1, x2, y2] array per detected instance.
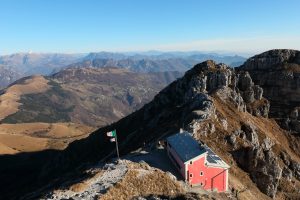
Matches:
[[115, 131, 120, 160]]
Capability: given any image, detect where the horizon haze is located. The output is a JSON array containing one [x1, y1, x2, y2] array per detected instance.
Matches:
[[1, 0, 300, 55]]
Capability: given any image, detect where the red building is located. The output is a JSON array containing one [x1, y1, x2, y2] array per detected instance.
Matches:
[[166, 131, 229, 192]]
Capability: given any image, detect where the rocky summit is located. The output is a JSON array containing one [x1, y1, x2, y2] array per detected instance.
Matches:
[[1, 51, 300, 200], [239, 49, 300, 134]]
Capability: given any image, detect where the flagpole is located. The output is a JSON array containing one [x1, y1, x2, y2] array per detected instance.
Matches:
[[115, 131, 120, 160]]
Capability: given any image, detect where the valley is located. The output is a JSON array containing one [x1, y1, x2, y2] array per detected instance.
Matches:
[[2, 1, 299, 199], [0, 52, 245, 89], [0, 67, 181, 155], [0, 49, 300, 200], [0, 67, 182, 127]]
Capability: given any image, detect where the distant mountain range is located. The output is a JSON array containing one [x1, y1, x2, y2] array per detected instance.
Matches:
[[0, 51, 246, 88], [66, 51, 246, 73], [0, 53, 83, 75], [0, 65, 22, 88], [0, 53, 82, 88]]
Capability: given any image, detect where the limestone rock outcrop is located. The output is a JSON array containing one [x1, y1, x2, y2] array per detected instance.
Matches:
[[144, 60, 269, 133], [239, 49, 300, 133], [231, 123, 282, 198]]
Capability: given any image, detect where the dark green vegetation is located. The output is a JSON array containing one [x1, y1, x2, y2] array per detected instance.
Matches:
[[1, 67, 182, 127], [2, 80, 75, 123]]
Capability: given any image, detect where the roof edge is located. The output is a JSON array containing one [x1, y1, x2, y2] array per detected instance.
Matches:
[[205, 162, 230, 169], [184, 152, 207, 164]]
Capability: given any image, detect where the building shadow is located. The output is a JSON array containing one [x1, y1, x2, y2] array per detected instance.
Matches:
[[125, 147, 183, 181]]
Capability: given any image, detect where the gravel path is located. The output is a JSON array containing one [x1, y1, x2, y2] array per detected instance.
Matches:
[[44, 161, 128, 200]]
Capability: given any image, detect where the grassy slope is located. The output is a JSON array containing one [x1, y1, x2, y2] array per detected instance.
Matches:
[[2, 80, 75, 123], [0, 122, 94, 154], [1, 69, 182, 127]]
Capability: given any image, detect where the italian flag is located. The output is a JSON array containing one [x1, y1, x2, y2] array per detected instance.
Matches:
[[107, 130, 116, 142]]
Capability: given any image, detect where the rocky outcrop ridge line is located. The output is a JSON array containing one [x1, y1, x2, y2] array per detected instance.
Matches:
[[239, 49, 300, 133]]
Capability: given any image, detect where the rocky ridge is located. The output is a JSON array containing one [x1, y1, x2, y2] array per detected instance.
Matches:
[[65, 52, 246, 73], [239, 49, 300, 134], [1, 56, 300, 199], [0, 53, 82, 75]]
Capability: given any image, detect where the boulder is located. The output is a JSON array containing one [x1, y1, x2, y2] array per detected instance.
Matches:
[[280, 151, 291, 166], [207, 70, 231, 91], [241, 123, 259, 147], [226, 134, 237, 149], [253, 85, 263, 100], [282, 166, 293, 181], [238, 71, 254, 91], [242, 88, 255, 103], [290, 108, 299, 119], [220, 118, 228, 130], [261, 137, 274, 151], [290, 160, 300, 180]]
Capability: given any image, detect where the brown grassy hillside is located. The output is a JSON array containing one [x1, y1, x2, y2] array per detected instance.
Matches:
[[0, 122, 93, 154], [1, 67, 182, 127]]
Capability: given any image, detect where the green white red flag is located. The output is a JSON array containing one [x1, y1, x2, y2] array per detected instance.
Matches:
[[106, 129, 119, 159], [107, 130, 116, 142]]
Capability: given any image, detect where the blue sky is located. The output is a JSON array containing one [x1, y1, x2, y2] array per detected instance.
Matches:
[[1, 0, 300, 55]]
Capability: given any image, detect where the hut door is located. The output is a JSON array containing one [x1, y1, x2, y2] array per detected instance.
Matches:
[[187, 170, 189, 182]]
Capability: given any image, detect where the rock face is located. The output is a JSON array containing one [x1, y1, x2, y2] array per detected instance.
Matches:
[[241, 49, 300, 71], [239, 49, 300, 133], [245, 147, 282, 198], [280, 150, 300, 180], [143, 60, 269, 134], [232, 123, 282, 198]]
